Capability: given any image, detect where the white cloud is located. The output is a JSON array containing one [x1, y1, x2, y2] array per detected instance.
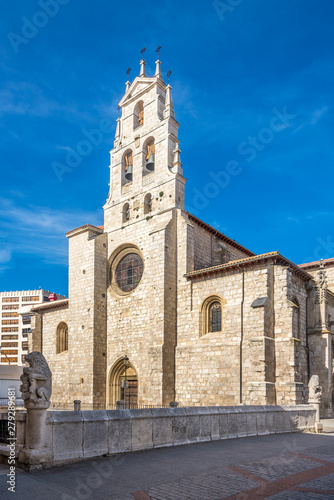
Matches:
[[0, 248, 11, 264], [310, 106, 328, 125], [0, 198, 102, 267]]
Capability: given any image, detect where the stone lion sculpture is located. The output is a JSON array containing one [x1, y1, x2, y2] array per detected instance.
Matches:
[[20, 352, 52, 407], [308, 374, 322, 403]]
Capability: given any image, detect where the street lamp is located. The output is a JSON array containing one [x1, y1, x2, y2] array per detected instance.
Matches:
[[123, 355, 129, 409]]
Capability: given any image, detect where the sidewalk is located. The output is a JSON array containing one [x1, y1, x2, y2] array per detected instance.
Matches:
[[321, 418, 334, 433], [0, 432, 333, 499]]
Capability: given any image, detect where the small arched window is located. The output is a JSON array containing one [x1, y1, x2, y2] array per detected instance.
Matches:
[[143, 138, 155, 175], [122, 150, 133, 184], [144, 193, 152, 214], [56, 322, 68, 354], [209, 302, 222, 332], [201, 296, 222, 336], [122, 203, 130, 223], [292, 298, 300, 339], [134, 101, 144, 129]]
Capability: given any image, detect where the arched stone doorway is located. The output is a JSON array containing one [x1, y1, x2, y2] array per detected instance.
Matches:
[[108, 357, 138, 408]]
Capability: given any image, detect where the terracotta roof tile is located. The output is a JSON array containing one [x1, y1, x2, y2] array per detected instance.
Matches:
[[299, 257, 334, 269], [185, 251, 312, 281]]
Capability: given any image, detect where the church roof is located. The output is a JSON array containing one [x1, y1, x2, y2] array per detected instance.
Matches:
[[185, 251, 313, 281], [65, 224, 104, 238], [187, 213, 255, 257], [298, 257, 334, 270]]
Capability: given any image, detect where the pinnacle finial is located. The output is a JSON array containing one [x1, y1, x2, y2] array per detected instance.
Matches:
[[155, 59, 162, 78], [140, 59, 146, 77], [165, 84, 174, 118], [155, 46, 162, 77], [139, 47, 147, 76], [125, 68, 131, 91]]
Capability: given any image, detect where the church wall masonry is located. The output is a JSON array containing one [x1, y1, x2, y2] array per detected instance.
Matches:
[[274, 268, 308, 406], [176, 263, 275, 406], [105, 209, 178, 406]]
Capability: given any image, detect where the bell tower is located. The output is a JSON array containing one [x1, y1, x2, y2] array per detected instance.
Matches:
[[103, 54, 186, 232]]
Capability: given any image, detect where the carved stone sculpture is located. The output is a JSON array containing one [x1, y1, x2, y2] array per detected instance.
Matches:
[[308, 375, 322, 403], [20, 352, 52, 409], [314, 260, 328, 304], [18, 352, 53, 469]]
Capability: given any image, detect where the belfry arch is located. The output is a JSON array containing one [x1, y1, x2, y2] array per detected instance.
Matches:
[[108, 357, 138, 408]]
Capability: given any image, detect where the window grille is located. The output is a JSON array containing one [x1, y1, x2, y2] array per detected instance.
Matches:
[[114, 253, 144, 293]]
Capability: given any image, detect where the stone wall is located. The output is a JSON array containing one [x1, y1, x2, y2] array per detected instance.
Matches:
[[32, 225, 108, 409], [176, 260, 276, 406], [37, 307, 70, 403], [274, 268, 309, 405], [0, 405, 315, 469], [189, 221, 252, 272]]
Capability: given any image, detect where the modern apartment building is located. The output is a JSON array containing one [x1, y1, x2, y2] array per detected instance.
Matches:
[[0, 290, 66, 366]]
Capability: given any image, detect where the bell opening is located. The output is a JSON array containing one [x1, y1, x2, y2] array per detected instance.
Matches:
[[125, 165, 133, 182], [146, 154, 155, 172]]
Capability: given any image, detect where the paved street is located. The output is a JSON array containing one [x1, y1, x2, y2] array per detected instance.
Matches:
[[0, 432, 333, 499]]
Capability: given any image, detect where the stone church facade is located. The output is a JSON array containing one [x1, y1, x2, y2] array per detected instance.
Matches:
[[29, 58, 334, 416]]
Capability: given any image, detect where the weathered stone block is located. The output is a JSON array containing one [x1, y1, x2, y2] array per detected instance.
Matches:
[[153, 417, 173, 447], [108, 419, 132, 453], [51, 411, 83, 462], [227, 410, 238, 438], [172, 415, 187, 445], [246, 409, 257, 436], [199, 414, 211, 442], [274, 408, 285, 433], [186, 415, 200, 443], [82, 411, 108, 458], [236, 410, 247, 438], [131, 418, 153, 450], [218, 409, 229, 439]]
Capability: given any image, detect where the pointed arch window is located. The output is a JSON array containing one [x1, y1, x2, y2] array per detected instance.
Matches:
[[143, 138, 155, 175], [134, 101, 144, 129], [122, 150, 133, 184]]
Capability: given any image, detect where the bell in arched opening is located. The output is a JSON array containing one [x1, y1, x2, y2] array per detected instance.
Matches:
[[125, 153, 133, 182], [146, 143, 155, 172]]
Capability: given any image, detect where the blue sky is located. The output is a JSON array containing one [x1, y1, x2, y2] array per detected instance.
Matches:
[[1, 0, 334, 296]]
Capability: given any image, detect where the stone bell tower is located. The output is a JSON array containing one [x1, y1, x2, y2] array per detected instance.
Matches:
[[103, 54, 186, 407], [103, 55, 186, 231]]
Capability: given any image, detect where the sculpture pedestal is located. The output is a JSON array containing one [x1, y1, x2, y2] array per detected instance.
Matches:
[[309, 399, 322, 433], [315, 421, 323, 433], [19, 402, 52, 469]]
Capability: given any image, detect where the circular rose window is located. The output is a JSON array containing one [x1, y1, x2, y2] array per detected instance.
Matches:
[[113, 252, 144, 293]]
